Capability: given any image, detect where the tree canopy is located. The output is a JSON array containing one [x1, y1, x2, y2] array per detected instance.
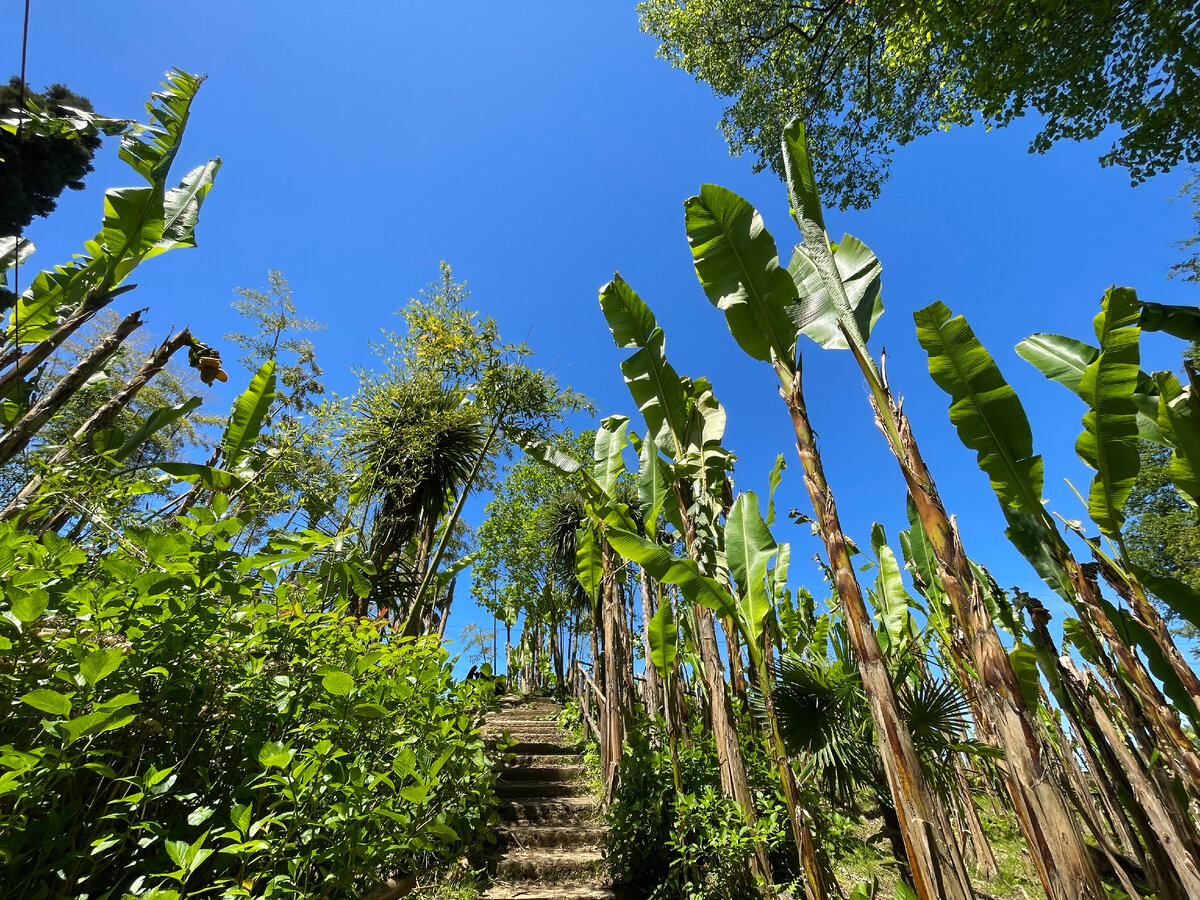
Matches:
[[638, 0, 1200, 209], [0, 79, 104, 236]]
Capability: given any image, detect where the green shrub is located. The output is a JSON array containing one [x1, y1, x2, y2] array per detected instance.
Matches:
[[605, 720, 787, 900], [0, 513, 499, 899]]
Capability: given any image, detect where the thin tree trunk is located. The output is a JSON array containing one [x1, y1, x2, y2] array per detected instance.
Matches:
[[0, 309, 146, 465], [2, 326, 192, 522], [779, 363, 973, 900], [600, 541, 624, 801]]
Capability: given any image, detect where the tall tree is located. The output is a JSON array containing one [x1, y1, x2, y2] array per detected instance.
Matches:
[[639, 0, 1200, 209]]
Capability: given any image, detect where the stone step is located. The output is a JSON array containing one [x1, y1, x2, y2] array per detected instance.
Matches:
[[480, 882, 616, 899], [498, 781, 591, 799], [505, 741, 576, 756], [486, 727, 570, 741], [491, 848, 605, 881], [501, 764, 587, 783], [506, 754, 584, 768], [498, 824, 607, 850], [498, 797, 599, 825]]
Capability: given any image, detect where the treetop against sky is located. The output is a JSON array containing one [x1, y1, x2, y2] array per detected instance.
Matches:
[[6, 1, 1197, 648]]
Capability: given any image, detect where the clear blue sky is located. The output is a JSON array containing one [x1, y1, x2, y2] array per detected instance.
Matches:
[[8, 1, 1197, 666]]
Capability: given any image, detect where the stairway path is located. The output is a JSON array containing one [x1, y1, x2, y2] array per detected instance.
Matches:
[[481, 697, 616, 900]]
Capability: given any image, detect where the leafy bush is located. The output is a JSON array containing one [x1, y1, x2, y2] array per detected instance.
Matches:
[[605, 719, 787, 900], [0, 511, 499, 899]]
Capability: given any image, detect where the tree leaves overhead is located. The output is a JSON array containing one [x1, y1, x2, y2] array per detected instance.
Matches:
[[685, 184, 798, 369], [914, 300, 1044, 518], [1074, 287, 1142, 538], [605, 525, 737, 620]]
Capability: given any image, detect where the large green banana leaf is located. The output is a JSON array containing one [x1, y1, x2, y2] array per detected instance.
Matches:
[[1139, 301, 1200, 343], [9, 72, 215, 344], [605, 526, 737, 621], [868, 523, 916, 654], [599, 275, 690, 458], [914, 301, 1046, 519], [648, 598, 679, 680], [1131, 563, 1200, 632], [1016, 331, 1163, 443], [516, 430, 638, 533], [1075, 287, 1141, 538], [221, 360, 277, 470], [575, 524, 603, 610], [780, 119, 828, 241], [0, 237, 33, 291], [1155, 371, 1200, 508], [685, 184, 798, 369], [112, 397, 202, 463], [637, 432, 670, 540], [594, 416, 629, 497], [788, 236, 884, 351], [726, 491, 777, 666]]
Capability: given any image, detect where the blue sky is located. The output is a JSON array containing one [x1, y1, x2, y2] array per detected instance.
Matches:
[[8, 1, 1198, 666]]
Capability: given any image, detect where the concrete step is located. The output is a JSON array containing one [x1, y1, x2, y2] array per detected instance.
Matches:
[[498, 824, 607, 850], [480, 882, 616, 899], [501, 764, 587, 783], [498, 781, 591, 799], [491, 848, 605, 881], [486, 727, 570, 741], [498, 797, 599, 825]]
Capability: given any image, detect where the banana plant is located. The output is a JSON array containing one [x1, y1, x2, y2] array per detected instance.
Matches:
[[686, 128, 975, 900], [916, 301, 1200, 802]]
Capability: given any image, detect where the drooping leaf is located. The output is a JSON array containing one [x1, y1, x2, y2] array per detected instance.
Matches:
[[1139, 301, 1200, 343], [575, 525, 602, 611], [685, 184, 799, 368], [0, 236, 34, 290], [1131, 563, 1200, 632], [1016, 332, 1162, 443], [605, 526, 737, 620], [1002, 506, 1073, 602], [915, 301, 1045, 518], [1155, 371, 1200, 508], [1008, 643, 1041, 711], [637, 431, 670, 540], [648, 598, 679, 679], [221, 360, 277, 467], [1075, 287, 1142, 538]]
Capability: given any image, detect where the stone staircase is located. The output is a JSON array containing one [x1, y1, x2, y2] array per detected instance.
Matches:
[[481, 697, 616, 900]]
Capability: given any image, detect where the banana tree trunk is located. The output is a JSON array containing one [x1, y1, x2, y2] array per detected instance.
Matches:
[[0, 309, 146, 466], [780, 363, 974, 900], [600, 540, 625, 801], [639, 569, 663, 718], [876, 388, 1104, 900], [2, 326, 192, 522], [1063, 658, 1200, 898]]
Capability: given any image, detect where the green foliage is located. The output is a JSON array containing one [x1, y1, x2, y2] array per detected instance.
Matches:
[[0, 79, 109, 237], [605, 721, 786, 900], [0, 514, 498, 899], [639, 0, 1200, 209]]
